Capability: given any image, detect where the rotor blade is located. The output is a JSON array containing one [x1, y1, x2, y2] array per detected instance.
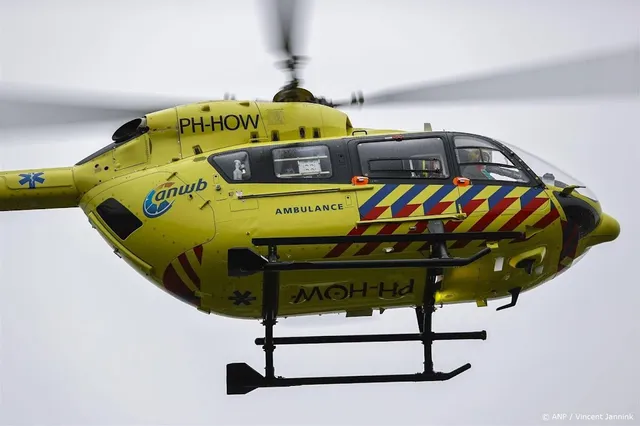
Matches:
[[264, 0, 306, 59], [340, 45, 640, 107], [0, 82, 209, 128], [275, 0, 298, 58]]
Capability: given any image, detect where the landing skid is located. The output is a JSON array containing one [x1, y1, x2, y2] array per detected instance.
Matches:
[[227, 307, 486, 395], [225, 223, 521, 395]]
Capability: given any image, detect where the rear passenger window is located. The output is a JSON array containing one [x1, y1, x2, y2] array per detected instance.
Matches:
[[209, 151, 252, 181], [272, 145, 332, 179], [357, 137, 449, 179], [96, 198, 143, 240]]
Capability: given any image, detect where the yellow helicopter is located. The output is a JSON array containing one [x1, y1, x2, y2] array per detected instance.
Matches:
[[0, 0, 637, 396]]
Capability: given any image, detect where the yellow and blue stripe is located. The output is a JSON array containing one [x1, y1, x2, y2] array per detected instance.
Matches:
[[326, 183, 558, 258]]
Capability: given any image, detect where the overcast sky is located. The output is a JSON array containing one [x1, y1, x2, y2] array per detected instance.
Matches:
[[1, 0, 639, 425]]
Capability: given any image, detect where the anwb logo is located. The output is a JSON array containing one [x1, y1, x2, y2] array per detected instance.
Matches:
[[143, 178, 208, 218]]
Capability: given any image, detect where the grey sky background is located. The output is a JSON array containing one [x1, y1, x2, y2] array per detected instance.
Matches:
[[0, 0, 639, 425]]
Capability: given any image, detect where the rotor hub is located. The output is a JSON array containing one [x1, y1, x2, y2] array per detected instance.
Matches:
[[272, 86, 316, 103]]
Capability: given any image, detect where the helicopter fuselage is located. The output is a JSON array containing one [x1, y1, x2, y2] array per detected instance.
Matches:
[[0, 100, 620, 319]]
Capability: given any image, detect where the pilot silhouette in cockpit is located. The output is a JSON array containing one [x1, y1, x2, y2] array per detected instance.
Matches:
[[457, 148, 526, 182], [457, 148, 493, 180]]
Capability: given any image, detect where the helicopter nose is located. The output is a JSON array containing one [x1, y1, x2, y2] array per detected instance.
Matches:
[[584, 212, 620, 247]]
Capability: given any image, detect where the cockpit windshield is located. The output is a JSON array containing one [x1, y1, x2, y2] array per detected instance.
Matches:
[[497, 140, 598, 202]]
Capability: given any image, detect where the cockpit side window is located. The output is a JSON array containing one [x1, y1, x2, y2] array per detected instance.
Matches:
[[454, 136, 530, 183], [357, 137, 449, 180], [209, 151, 252, 182]]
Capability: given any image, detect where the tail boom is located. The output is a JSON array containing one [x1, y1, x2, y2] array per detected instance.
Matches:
[[0, 167, 79, 211]]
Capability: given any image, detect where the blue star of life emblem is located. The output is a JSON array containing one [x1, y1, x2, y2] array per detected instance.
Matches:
[[18, 172, 45, 189]]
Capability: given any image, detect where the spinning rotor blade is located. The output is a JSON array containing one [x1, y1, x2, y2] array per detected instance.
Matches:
[[263, 0, 309, 80], [271, 0, 300, 60], [0, 82, 208, 128], [338, 46, 640, 107]]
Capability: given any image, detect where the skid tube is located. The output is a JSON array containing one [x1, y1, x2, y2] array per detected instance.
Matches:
[[226, 222, 511, 395]]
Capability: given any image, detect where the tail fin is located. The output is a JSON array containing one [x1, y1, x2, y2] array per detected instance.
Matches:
[[0, 167, 79, 211]]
